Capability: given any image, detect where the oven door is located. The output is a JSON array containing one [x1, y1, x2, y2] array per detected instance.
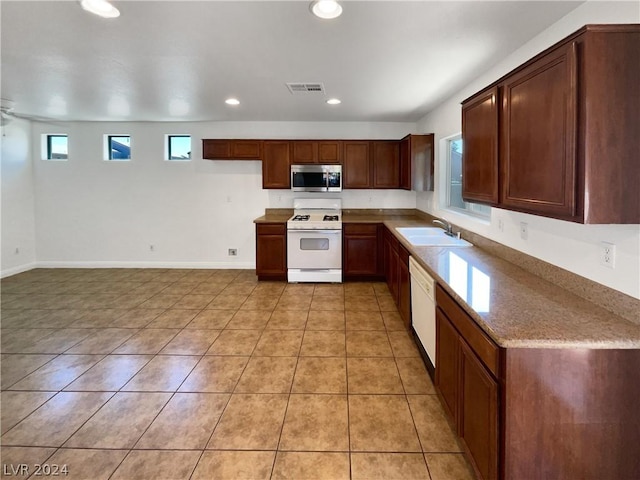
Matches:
[[287, 229, 342, 269]]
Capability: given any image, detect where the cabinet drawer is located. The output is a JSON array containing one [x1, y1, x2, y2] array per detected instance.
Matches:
[[256, 223, 286, 235], [436, 285, 500, 377], [344, 223, 378, 235]]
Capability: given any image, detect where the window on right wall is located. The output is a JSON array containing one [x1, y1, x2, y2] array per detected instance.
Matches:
[[445, 134, 491, 219]]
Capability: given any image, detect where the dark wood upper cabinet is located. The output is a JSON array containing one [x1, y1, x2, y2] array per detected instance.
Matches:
[[461, 25, 640, 223], [501, 41, 577, 217], [232, 140, 262, 159], [291, 140, 341, 164], [262, 141, 290, 189], [202, 139, 231, 159], [372, 141, 400, 188], [400, 134, 435, 191], [343, 141, 371, 188], [318, 141, 341, 163], [202, 139, 262, 160], [291, 141, 316, 164], [462, 88, 499, 204]]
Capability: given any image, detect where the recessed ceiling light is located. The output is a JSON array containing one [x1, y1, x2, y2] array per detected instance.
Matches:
[[326, 98, 341, 105], [225, 98, 240, 106], [310, 0, 342, 19], [80, 0, 120, 18]]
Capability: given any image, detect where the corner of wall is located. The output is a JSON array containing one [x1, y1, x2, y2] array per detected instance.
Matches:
[[1, 118, 37, 277]]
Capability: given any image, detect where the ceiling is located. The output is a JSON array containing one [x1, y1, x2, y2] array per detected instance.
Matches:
[[1, 1, 585, 123]]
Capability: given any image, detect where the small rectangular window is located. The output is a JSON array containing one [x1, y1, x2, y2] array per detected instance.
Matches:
[[44, 134, 68, 160], [107, 135, 131, 161], [167, 135, 191, 160], [446, 134, 491, 219]]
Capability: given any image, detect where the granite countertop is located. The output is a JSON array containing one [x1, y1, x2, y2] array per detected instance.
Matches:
[[382, 219, 640, 349], [253, 210, 292, 223], [252, 210, 640, 348]]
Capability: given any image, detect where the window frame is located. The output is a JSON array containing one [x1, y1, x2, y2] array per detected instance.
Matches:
[[166, 134, 192, 161], [41, 134, 68, 161], [441, 132, 491, 221], [104, 134, 132, 161]]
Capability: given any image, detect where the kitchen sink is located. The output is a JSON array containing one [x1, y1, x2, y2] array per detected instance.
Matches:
[[395, 227, 472, 247]]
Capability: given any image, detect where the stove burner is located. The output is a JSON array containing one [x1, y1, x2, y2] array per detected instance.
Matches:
[[323, 215, 339, 221], [292, 215, 310, 221]]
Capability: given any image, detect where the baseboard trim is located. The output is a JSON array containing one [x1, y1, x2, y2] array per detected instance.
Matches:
[[1, 262, 37, 279], [33, 261, 256, 270]]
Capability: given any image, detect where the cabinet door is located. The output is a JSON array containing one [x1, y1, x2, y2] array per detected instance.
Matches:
[[383, 229, 393, 290], [318, 141, 341, 164], [255, 224, 286, 278], [397, 247, 411, 329], [501, 41, 578, 218], [202, 140, 231, 159], [372, 141, 400, 188], [232, 140, 262, 159], [291, 141, 317, 164], [344, 234, 379, 277], [459, 339, 499, 480], [462, 87, 499, 204], [400, 137, 411, 189], [400, 135, 435, 191], [343, 223, 382, 278], [435, 309, 459, 421], [262, 141, 291, 189], [343, 141, 371, 188]]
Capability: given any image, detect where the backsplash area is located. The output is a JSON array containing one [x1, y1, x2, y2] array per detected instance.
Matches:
[[268, 189, 417, 210]]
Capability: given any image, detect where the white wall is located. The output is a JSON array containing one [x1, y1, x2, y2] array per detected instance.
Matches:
[[415, 1, 640, 299], [31, 121, 416, 269], [1, 118, 37, 277]]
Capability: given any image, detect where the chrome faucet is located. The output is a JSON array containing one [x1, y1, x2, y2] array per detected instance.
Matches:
[[432, 219, 460, 239]]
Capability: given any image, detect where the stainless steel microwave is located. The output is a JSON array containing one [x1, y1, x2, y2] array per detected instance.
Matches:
[[291, 164, 342, 192]]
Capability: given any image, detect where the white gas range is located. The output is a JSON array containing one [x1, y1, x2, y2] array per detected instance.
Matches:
[[287, 198, 342, 283]]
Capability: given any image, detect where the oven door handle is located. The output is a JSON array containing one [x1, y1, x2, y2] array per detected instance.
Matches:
[[288, 229, 342, 234]]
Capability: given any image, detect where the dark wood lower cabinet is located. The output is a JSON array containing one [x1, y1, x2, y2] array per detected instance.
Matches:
[[435, 308, 459, 421], [255, 223, 286, 280], [459, 339, 499, 480], [397, 245, 411, 328], [382, 226, 410, 329], [343, 223, 383, 280], [436, 283, 640, 480], [436, 286, 500, 480], [503, 348, 640, 480]]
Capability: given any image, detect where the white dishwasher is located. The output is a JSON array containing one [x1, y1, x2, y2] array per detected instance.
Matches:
[[409, 256, 436, 368]]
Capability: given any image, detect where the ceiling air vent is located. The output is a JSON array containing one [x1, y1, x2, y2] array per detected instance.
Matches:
[[286, 83, 325, 94]]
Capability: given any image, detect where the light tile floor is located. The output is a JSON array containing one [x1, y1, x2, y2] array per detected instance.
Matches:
[[1, 269, 476, 479]]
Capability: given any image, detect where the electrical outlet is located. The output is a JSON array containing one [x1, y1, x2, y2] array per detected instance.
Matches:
[[600, 241, 616, 268], [226, 196, 232, 203], [149, 244, 155, 252], [228, 248, 237, 256], [498, 219, 504, 232], [520, 222, 528, 240]]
